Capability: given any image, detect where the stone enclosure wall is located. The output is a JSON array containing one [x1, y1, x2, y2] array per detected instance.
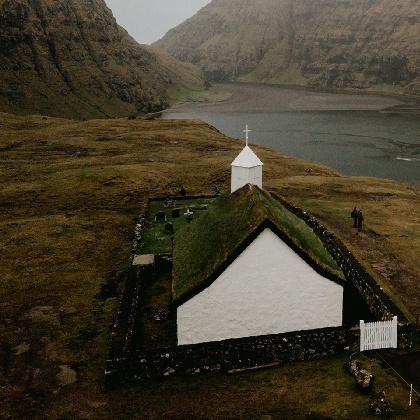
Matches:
[[271, 193, 408, 323], [106, 327, 354, 387], [105, 194, 414, 388]]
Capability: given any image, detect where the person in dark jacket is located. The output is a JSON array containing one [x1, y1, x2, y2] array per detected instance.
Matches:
[[351, 207, 358, 228], [357, 210, 364, 232]]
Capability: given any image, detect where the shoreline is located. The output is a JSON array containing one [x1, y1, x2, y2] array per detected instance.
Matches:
[[168, 82, 418, 114], [231, 80, 420, 103]]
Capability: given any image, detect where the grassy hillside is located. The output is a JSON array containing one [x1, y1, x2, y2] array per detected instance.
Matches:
[[0, 112, 419, 418]]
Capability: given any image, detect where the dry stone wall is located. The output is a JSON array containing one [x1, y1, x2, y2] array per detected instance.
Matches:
[[106, 326, 353, 388], [271, 193, 408, 324]]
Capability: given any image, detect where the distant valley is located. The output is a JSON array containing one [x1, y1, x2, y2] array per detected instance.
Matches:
[[156, 0, 420, 97]]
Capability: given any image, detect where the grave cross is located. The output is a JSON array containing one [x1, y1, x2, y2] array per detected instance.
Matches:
[[243, 125, 251, 147]]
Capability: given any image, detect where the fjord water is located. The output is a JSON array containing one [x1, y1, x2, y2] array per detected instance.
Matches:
[[162, 110, 420, 185], [163, 98, 420, 184]]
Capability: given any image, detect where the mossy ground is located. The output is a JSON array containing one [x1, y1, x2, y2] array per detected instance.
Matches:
[[0, 112, 419, 418]]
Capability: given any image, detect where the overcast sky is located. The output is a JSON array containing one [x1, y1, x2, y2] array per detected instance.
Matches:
[[104, 0, 210, 44]]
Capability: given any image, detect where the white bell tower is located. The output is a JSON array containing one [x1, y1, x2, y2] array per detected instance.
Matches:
[[231, 125, 263, 193]]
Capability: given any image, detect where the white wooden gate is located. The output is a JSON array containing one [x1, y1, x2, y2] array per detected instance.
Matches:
[[360, 316, 398, 351]]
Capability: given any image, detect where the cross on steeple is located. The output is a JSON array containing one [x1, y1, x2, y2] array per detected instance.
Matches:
[[243, 125, 251, 147]]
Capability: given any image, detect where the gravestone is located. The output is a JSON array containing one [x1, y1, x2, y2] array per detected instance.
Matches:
[[165, 223, 174, 234], [155, 211, 166, 223], [172, 208, 181, 218], [164, 199, 175, 208], [185, 209, 194, 224]]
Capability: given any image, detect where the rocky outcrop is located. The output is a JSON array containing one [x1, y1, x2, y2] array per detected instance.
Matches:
[[156, 0, 420, 97], [0, 0, 204, 119], [347, 359, 375, 393], [369, 391, 392, 417]]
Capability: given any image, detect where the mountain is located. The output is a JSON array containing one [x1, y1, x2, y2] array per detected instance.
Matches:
[[0, 0, 204, 119], [155, 0, 420, 97]]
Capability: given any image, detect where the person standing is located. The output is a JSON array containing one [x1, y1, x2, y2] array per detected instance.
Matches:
[[357, 209, 364, 233], [351, 207, 358, 228]]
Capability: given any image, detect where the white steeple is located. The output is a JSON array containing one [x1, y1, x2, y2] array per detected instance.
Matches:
[[244, 124, 251, 147], [231, 125, 263, 193]]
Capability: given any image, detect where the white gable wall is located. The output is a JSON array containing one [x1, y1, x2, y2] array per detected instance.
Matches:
[[231, 165, 262, 193], [177, 228, 343, 346]]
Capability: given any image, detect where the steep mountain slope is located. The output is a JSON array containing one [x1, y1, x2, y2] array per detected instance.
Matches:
[[0, 0, 204, 119], [156, 0, 420, 96]]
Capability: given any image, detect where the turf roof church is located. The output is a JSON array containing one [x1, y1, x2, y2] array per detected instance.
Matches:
[[174, 128, 345, 346], [231, 125, 263, 193]]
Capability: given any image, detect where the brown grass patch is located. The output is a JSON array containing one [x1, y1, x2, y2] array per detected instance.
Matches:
[[0, 112, 419, 418]]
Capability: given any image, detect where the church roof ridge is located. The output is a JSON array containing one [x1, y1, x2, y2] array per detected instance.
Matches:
[[231, 145, 263, 168]]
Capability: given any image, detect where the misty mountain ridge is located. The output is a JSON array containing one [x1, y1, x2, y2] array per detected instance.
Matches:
[[0, 0, 204, 119], [156, 0, 420, 97]]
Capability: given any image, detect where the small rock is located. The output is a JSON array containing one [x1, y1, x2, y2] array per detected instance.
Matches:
[[369, 391, 392, 416], [57, 365, 77, 386], [23, 306, 60, 327], [13, 342, 30, 356], [88, 401, 107, 409], [163, 367, 175, 377], [347, 359, 374, 393]]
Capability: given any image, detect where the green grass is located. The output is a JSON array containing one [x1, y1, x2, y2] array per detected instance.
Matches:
[[172, 185, 342, 303], [141, 198, 215, 254]]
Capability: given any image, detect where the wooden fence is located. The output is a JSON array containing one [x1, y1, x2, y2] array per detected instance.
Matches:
[[360, 316, 398, 351]]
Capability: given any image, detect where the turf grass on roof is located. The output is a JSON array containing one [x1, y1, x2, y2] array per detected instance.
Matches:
[[172, 185, 342, 304]]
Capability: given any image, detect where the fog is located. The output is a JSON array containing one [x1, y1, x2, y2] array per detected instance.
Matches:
[[104, 0, 210, 44]]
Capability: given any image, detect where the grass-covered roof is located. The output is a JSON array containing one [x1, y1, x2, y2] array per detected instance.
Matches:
[[172, 185, 342, 305]]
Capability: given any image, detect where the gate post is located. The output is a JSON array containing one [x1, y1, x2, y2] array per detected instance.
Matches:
[[360, 320, 365, 351], [392, 316, 398, 348]]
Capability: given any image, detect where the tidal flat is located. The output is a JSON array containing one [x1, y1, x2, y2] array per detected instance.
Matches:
[[171, 82, 408, 113]]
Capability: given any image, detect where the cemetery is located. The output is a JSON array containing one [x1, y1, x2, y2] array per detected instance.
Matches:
[[141, 196, 215, 255], [105, 134, 414, 388]]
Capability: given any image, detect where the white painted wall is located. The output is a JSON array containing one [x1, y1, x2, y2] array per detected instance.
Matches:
[[177, 228, 343, 345], [231, 165, 263, 193]]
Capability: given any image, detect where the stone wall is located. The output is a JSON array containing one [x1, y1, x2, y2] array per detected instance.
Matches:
[[271, 193, 408, 324], [106, 326, 353, 388], [106, 323, 413, 388], [107, 205, 150, 363], [105, 194, 415, 388], [107, 264, 143, 363]]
